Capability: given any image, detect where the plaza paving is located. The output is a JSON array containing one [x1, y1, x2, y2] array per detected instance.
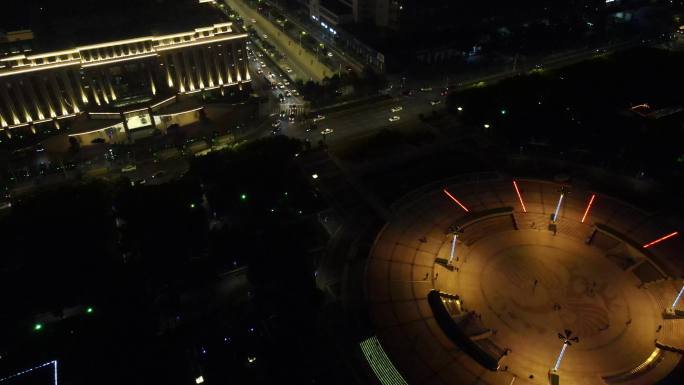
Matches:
[[364, 178, 684, 385]]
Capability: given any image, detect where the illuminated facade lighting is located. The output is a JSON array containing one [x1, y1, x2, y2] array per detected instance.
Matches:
[[0, 20, 248, 132], [643, 231, 679, 248], [580, 194, 596, 223], [512, 180, 526, 212], [442, 188, 469, 212]]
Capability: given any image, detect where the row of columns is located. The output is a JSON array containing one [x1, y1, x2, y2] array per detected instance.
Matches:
[[0, 69, 86, 128], [162, 42, 250, 94], [0, 40, 251, 130]]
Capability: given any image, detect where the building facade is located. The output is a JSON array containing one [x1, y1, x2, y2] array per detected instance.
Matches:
[[0, 22, 250, 143]]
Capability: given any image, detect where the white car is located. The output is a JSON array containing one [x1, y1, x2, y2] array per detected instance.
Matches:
[[388, 116, 401, 122], [391, 106, 403, 112], [321, 128, 334, 135], [313, 114, 325, 122], [121, 164, 137, 173], [327, 52, 333, 57], [286, 68, 293, 73], [430, 100, 441, 106], [420, 87, 432, 92]]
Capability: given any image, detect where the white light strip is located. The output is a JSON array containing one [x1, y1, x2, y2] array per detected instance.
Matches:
[[123, 108, 149, 115], [553, 193, 564, 222], [448, 234, 457, 264], [156, 34, 247, 51], [0, 360, 58, 385], [68, 122, 122, 137], [155, 107, 203, 118], [82, 53, 158, 68], [553, 343, 568, 371], [150, 96, 177, 109], [672, 284, 684, 309], [0, 61, 80, 77]]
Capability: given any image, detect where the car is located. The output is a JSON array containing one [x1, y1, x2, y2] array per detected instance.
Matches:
[[391, 106, 403, 113], [250, 18, 256, 23], [327, 52, 333, 57], [389, 116, 401, 122], [279, 111, 286, 118], [283, 80, 290, 86], [0, 201, 11, 210], [257, 69, 263, 74], [285, 67, 293, 73], [121, 164, 137, 173], [271, 127, 281, 135], [420, 87, 433, 92], [313, 114, 325, 122], [320, 128, 334, 135], [291, 89, 299, 96], [263, 34, 268, 39], [272, 120, 281, 128], [289, 114, 295, 122], [279, 84, 285, 89], [430, 100, 441, 106], [285, 91, 292, 97]]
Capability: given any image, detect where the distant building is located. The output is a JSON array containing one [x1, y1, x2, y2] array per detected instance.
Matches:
[[0, 0, 251, 147]]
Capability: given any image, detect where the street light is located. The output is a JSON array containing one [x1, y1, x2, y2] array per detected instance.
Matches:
[[553, 329, 579, 372], [299, 31, 306, 47]]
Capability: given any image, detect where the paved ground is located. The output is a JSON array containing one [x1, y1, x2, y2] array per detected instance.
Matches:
[[364, 178, 684, 385]]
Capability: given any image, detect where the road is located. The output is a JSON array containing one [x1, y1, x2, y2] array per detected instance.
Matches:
[[225, 0, 333, 81], [261, 0, 365, 74]]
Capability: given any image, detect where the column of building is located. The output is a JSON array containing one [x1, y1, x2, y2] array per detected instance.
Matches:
[[23, 77, 45, 120], [181, 51, 196, 91], [201, 47, 216, 88], [192, 49, 206, 90], [171, 52, 186, 93], [59, 70, 80, 113], [37, 75, 57, 118], [222, 44, 233, 84], [1, 82, 22, 125], [48, 73, 69, 115], [11, 80, 33, 123]]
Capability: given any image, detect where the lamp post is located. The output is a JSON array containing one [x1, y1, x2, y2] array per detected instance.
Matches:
[[448, 234, 458, 265], [665, 282, 684, 318], [549, 329, 579, 385], [299, 31, 306, 47]]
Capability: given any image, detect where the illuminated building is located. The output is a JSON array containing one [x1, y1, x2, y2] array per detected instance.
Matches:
[[0, 0, 251, 146]]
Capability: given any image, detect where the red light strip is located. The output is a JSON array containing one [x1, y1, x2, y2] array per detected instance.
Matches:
[[512, 180, 527, 212], [442, 188, 469, 212], [580, 194, 596, 223], [643, 231, 679, 248]]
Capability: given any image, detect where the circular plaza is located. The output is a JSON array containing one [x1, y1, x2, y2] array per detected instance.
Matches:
[[364, 177, 684, 385]]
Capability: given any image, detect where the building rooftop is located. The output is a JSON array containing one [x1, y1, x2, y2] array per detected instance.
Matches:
[[0, 0, 227, 53]]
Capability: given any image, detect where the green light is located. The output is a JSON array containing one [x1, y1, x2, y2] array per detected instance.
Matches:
[[501, 109, 507, 115], [34, 323, 43, 331], [240, 194, 247, 201], [86, 307, 94, 314], [190, 203, 196, 209]]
